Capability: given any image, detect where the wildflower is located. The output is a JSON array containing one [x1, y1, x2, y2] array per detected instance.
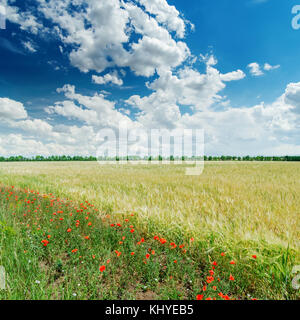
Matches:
[[213, 286, 217, 291], [252, 255, 257, 259], [160, 238, 167, 244], [67, 228, 72, 233], [35, 280, 41, 284], [130, 229, 135, 233], [212, 261, 217, 266], [174, 260, 177, 263], [229, 260, 236, 265], [229, 274, 235, 281], [203, 285, 207, 292], [190, 237, 194, 242], [221, 252, 225, 256], [131, 252, 135, 256], [71, 249, 78, 253], [41, 240, 49, 247], [99, 265, 106, 272], [84, 236, 90, 240], [151, 250, 155, 255], [196, 294, 203, 300], [47, 235, 51, 239], [146, 253, 150, 259]]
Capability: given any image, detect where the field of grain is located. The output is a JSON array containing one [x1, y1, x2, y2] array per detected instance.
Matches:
[[0, 161, 299, 300]]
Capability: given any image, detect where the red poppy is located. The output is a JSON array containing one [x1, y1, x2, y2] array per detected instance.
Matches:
[[99, 265, 106, 272]]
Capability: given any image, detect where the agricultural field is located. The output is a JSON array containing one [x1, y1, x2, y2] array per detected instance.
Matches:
[[0, 161, 299, 300]]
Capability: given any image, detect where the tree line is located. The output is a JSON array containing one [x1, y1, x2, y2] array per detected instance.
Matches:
[[0, 155, 299, 162]]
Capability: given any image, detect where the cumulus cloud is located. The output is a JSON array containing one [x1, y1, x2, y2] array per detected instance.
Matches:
[[22, 40, 37, 53], [248, 62, 264, 77], [138, 0, 187, 38], [263, 63, 280, 71], [92, 72, 123, 86], [46, 84, 134, 129], [220, 70, 246, 82], [0, 97, 28, 120], [248, 62, 280, 77], [5, 1, 43, 34], [283, 82, 300, 114], [26, 0, 190, 77]]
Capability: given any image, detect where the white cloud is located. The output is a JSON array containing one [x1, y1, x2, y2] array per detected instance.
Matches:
[[263, 63, 280, 71], [5, 2, 43, 34], [30, 0, 190, 77], [283, 82, 300, 114], [248, 62, 280, 77], [220, 70, 246, 82], [22, 40, 37, 53], [138, 0, 187, 38], [46, 84, 134, 129], [0, 97, 28, 120], [248, 62, 264, 77], [92, 72, 123, 86]]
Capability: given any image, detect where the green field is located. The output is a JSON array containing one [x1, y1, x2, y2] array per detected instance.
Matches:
[[0, 161, 299, 300]]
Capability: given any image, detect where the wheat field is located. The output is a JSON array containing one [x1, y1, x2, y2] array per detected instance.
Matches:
[[0, 161, 299, 299]]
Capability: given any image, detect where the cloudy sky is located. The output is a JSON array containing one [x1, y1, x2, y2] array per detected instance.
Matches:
[[0, 0, 300, 157]]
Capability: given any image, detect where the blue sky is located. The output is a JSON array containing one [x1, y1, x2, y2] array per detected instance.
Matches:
[[0, 0, 300, 156]]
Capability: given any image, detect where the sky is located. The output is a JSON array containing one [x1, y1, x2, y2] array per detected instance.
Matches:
[[0, 0, 300, 157]]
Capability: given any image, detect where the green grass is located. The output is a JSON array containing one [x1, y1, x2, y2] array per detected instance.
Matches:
[[0, 162, 299, 300]]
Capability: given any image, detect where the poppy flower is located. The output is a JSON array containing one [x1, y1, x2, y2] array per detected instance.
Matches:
[[229, 260, 235, 265], [67, 228, 72, 232], [196, 294, 203, 300], [99, 265, 106, 272], [229, 274, 235, 281], [146, 253, 150, 259], [252, 255, 257, 259], [71, 249, 78, 253], [160, 238, 167, 244], [41, 240, 49, 247]]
